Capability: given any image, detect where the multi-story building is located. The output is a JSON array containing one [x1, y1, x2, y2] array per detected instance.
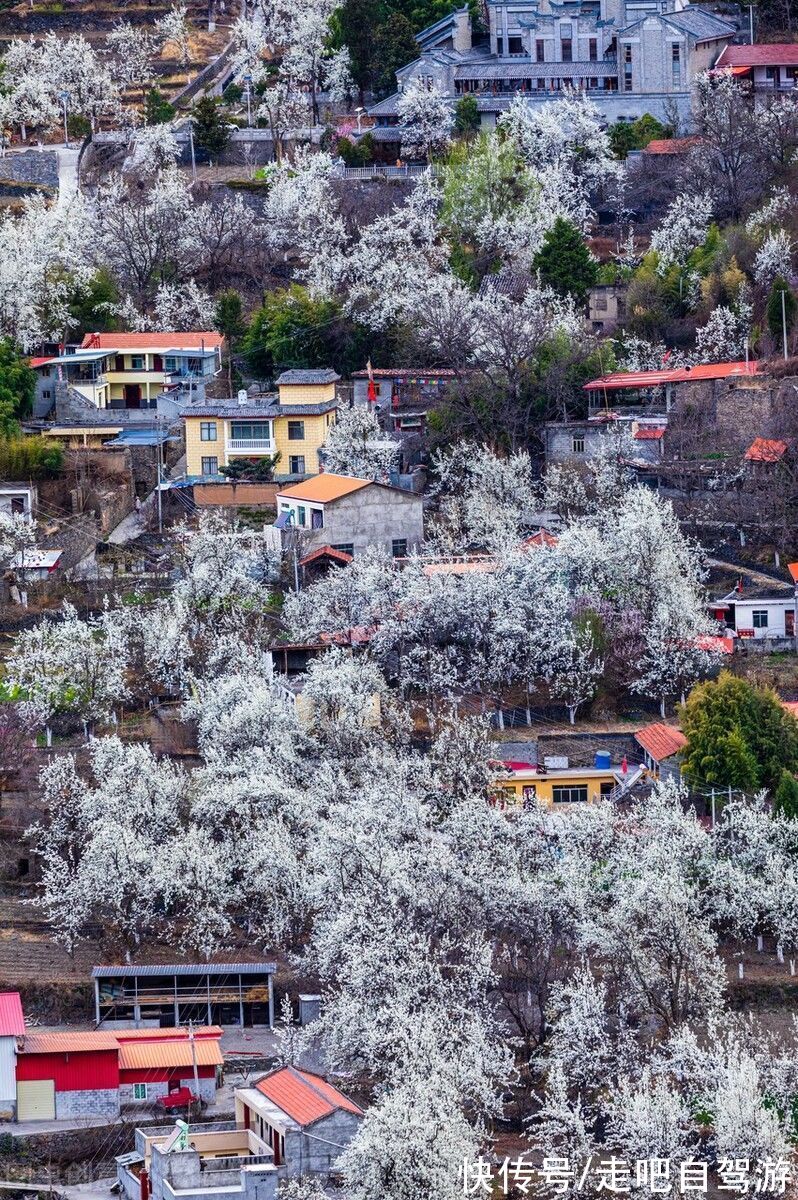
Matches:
[[368, 0, 736, 143], [31, 332, 223, 416], [183, 370, 341, 482]]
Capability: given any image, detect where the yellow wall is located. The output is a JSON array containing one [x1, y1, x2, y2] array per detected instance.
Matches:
[[184, 410, 338, 477], [277, 382, 336, 406], [185, 417, 215, 475], [491, 769, 618, 809]]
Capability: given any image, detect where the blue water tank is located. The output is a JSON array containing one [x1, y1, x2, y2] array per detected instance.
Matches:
[[595, 751, 611, 770]]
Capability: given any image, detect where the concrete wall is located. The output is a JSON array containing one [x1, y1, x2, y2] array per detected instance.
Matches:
[[119, 1076, 216, 1107], [299, 487, 424, 556], [0, 1036, 16, 1115], [544, 424, 606, 465], [56, 1086, 120, 1119], [283, 1110, 363, 1179]]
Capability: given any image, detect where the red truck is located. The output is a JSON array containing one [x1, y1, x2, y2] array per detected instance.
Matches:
[[155, 1087, 203, 1111]]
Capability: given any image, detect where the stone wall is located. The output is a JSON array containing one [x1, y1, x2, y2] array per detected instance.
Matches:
[[56, 1087, 120, 1120]]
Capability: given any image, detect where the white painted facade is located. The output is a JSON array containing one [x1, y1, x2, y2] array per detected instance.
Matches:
[[728, 598, 796, 639], [0, 1035, 18, 1118]]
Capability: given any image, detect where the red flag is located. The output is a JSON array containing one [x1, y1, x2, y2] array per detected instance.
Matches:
[[367, 378, 377, 403], [621, 755, 628, 775]]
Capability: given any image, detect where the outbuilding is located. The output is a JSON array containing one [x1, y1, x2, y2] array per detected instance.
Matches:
[[0, 992, 25, 1119], [16, 1031, 121, 1121]]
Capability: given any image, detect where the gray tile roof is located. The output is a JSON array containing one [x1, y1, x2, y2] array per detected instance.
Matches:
[[185, 400, 339, 418], [662, 7, 736, 39], [368, 94, 403, 116], [455, 58, 618, 79], [276, 369, 340, 385], [368, 125, 406, 140]]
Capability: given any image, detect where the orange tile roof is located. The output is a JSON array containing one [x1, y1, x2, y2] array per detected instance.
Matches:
[[81, 332, 223, 352], [255, 1067, 363, 1127], [584, 361, 760, 391], [745, 437, 788, 462], [634, 427, 665, 440], [644, 137, 701, 155], [788, 563, 798, 583], [635, 722, 687, 762], [299, 544, 353, 567], [118, 1038, 223, 1071], [277, 474, 372, 504], [523, 530, 559, 549], [21, 1031, 120, 1054]]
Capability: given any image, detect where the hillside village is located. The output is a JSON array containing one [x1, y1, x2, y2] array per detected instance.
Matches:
[[6, 0, 798, 1194]]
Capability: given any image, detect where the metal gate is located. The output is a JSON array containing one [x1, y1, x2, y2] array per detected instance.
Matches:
[[17, 1079, 55, 1120]]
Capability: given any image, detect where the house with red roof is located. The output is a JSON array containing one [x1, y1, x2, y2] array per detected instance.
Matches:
[[0, 992, 25, 1118], [235, 1066, 364, 1178], [635, 722, 687, 782], [715, 43, 798, 92]]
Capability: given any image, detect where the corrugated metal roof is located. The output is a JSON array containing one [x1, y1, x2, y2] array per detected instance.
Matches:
[[21, 1031, 120, 1054], [635, 722, 687, 763], [118, 1039, 223, 1071], [584, 361, 761, 390], [745, 437, 788, 462], [717, 43, 798, 66], [0, 992, 25, 1038], [92, 963, 275, 978], [255, 1067, 363, 1127], [115, 1026, 223, 1041]]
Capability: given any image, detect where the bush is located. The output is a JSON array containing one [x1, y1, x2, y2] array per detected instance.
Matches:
[[0, 436, 63, 479], [454, 95, 480, 135]]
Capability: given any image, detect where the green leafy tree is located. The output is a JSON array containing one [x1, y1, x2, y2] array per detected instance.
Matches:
[[68, 269, 120, 339], [144, 88, 176, 125], [681, 670, 798, 793], [0, 342, 35, 437], [192, 96, 230, 157], [533, 218, 598, 303], [370, 14, 419, 97], [333, 0, 380, 98], [775, 770, 798, 819], [219, 453, 282, 481], [767, 275, 796, 341], [454, 95, 479, 136], [0, 436, 63, 478], [608, 113, 669, 158], [215, 290, 246, 394]]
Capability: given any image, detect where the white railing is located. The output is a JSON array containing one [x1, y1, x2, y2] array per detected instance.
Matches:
[[227, 438, 275, 453], [333, 165, 442, 179]]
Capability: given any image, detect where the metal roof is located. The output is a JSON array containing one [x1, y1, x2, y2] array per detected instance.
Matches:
[[118, 1039, 223, 1071], [103, 430, 176, 447], [0, 992, 25, 1038], [21, 1031, 120, 1054], [92, 963, 276, 978], [584, 361, 761, 390]]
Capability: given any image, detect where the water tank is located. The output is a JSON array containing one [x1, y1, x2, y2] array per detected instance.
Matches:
[[595, 751, 611, 770]]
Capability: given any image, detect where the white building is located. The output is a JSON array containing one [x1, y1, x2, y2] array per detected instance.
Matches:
[[0, 992, 25, 1119]]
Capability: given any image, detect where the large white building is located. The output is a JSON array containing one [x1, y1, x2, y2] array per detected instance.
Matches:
[[368, 0, 737, 143]]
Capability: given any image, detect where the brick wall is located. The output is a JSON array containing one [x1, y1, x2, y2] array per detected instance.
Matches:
[[193, 481, 280, 508], [56, 1087, 120, 1119]]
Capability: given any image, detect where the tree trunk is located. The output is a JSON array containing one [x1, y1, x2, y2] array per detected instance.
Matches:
[[660, 696, 666, 718], [568, 706, 576, 725]]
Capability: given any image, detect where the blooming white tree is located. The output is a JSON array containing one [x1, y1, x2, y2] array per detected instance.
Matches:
[[693, 294, 752, 363], [649, 192, 713, 273], [321, 407, 399, 481], [396, 79, 454, 161], [257, 83, 311, 164], [122, 123, 181, 177], [157, 5, 193, 75], [753, 229, 794, 287], [546, 616, 604, 725], [107, 21, 159, 91]]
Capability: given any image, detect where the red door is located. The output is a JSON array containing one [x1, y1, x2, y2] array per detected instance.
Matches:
[[124, 384, 142, 408], [115, 355, 125, 371], [787, 611, 795, 637], [153, 355, 163, 371]]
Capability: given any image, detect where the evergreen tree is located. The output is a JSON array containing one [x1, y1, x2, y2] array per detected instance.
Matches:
[[454, 95, 479, 136], [766, 275, 796, 342], [533, 218, 598, 303], [370, 15, 419, 97], [192, 96, 230, 157], [144, 88, 176, 125], [215, 290, 246, 394], [68, 269, 120, 339], [775, 770, 798, 819], [0, 341, 35, 436]]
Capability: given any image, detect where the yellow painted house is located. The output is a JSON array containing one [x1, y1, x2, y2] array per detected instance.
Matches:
[[183, 369, 340, 481], [490, 754, 644, 811]]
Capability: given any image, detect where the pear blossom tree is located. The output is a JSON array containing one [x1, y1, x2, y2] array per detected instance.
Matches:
[[753, 229, 794, 287], [321, 407, 399, 481], [649, 191, 713, 274], [157, 6, 193, 79], [546, 617, 604, 725], [107, 22, 159, 92], [257, 83, 311, 164], [396, 79, 454, 161], [123, 123, 181, 177]]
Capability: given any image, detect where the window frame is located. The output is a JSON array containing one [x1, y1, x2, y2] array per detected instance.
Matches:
[[752, 610, 769, 628], [200, 455, 219, 476], [332, 543, 354, 556], [130, 355, 145, 371], [552, 785, 588, 804], [133, 1083, 148, 1100], [200, 421, 217, 442], [392, 538, 408, 558], [287, 420, 306, 441], [572, 435, 585, 454], [289, 454, 306, 475]]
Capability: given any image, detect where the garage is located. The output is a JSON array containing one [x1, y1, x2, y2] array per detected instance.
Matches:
[[17, 1079, 55, 1120]]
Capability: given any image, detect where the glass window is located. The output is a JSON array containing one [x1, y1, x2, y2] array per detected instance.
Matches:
[[589, 37, 597, 60], [536, 38, 545, 61], [624, 44, 632, 63], [131, 355, 145, 370], [288, 420, 305, 440], [201, 456, 218, 476], [311, 509, 324, 529], [752, 610, 769, 628], [392, 539, 408, 557], [561, 38, 572, 61], [297, 505, 306, 527], [289, 455, 306, 474], [572, 436, 585, 453], [134, 1083, 148, 1100], [200, 421, 217, 442], [230, 421, 270, 440], [165, 356, 178, 372], [552, 785, 588, 804], [333, 543, 354, 556]]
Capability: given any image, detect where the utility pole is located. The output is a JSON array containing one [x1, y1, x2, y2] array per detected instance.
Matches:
[[156, 422, 163, 534], [188, 1020, 201, 1120], [245, 73, 253, 128], [782, 287, 789, 360], [749, 3, 754, 43], [188, 120, 197, 183]]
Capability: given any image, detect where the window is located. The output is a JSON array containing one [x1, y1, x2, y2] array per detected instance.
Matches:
[[165, 356, 178, 372], [624, 43, 633, 62], [536, 38, 545, 61], [297, 505, 306, 527], [508, 35, 523, 53], [130, 355, 145, 370], [561, 37, 572, 61], [600, 781, 615, 796], [392, 538, 408, 557], [10, 497, 24, 515], [311, 509, 324, 529], [572, 435, 585, 453], [133, 1084, 148, 1100], [672, 41, 681, 85], [287, 420, 305, 440], [289, 455, 306, 474], [589, 37, 597, 60], [496, 35, 503, 54], [332, 543, 354, 556], [752, 610, 769, 628], [594, 293, 608, 311], [201, 456, 218, 475], [230, 421, 270, 440], [766, 65, 777, 80], [552, 785, 588, 804], [42, 388, 51, 400], [200, 421, 217, 442]]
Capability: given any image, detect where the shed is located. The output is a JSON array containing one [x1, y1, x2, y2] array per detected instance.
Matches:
[[635, 722, 687, 781], [16, 1031, 121, 1121], [93, 963, 275, 1028], [0, 992, 24, 1118]]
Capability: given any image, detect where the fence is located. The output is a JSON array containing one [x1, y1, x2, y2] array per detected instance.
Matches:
[[333, 164, 443, 180]]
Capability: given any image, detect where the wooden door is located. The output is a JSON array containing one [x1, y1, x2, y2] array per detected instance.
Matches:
[[124, 384, 142, 408]]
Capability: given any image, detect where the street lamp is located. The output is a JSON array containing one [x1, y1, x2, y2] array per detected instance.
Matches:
[[59, 90, 70, 148], [244, 73, 253, 128], [355, 106, 364, 134]]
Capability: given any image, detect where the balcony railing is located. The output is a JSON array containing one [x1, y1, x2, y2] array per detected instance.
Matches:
[[227, 439, 276, 453]]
